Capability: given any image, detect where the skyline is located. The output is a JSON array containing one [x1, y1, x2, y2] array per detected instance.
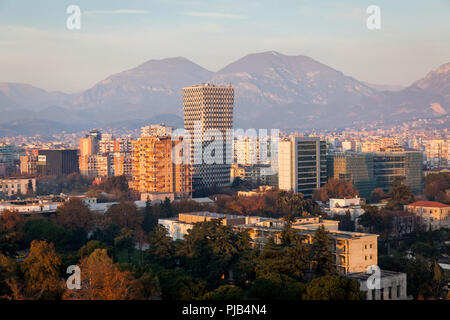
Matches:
[[0, 0, 449, 92]]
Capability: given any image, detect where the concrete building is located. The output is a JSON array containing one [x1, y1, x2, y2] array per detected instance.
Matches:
[[37, 149, 78, 176], [79, 154, 110, 178], [424, 139, 449, 169], [141, 124, 173, 137], [182, 84, 234, 193], [345, 270, 407, 300], [130, 136, 191, 197], [404, 201, 450, 230], [20, 154, 38, 176], [235, 216, 377, 274], [159, 211, 246, 240], [79, 136, 99, 157], [278, 136, 327, 197], [0, 177, 36, 197], [112, 152, 132, 177], [231, 163, 277, 187]]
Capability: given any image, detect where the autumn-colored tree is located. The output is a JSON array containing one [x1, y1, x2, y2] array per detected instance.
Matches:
[[0, 253, 19, 298], [312, 179, 359, 202], [53, 198, 92, 231], [370, 188, 386, 202], [424, 173, 450, 202], [0, 209, 25, 233], [0, 210, 25, 252], [105, 201, 143, 231], [21, 240, 62, 299], [63, 249, 140, 300]]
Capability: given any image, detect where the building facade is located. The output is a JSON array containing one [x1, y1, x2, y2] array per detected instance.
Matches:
[[372, 151, 423, 194], [404, 201, 450, 230], [0, 177, 36, 197], [130, 136, 191, 197], [327, 153, 375, 199], [37, 149, 79, 176], [182, 84, 234, 193], [278, 136, 327, 197]]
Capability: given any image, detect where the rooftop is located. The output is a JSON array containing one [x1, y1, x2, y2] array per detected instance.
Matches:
[[345, 270, 406, 281], [407, 201, 450, 208], [180, 211, 245, 220]]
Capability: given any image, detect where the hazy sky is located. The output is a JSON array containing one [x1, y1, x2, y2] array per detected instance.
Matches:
[[0, 0, 449, 93]]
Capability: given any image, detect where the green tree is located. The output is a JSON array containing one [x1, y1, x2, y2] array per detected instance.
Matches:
[[202, 284, 244, 300], [160, 198, 174, 219], [141, 200, 155, 233], [22, 219, 70, 249], [114, 228, 135, 262], [387, 178, 415, 209], [147, 225, 175, 267], [303, 275, 364, 300], [78, 240, 109, 258], [310, 226, 337, 276]]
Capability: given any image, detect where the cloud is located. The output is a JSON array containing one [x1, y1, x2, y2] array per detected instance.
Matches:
[[84, 9, 150, 16], [184, 11, 246, 19]]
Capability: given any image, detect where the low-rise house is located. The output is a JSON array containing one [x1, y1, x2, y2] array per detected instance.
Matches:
[[404, 201, 450, 230]]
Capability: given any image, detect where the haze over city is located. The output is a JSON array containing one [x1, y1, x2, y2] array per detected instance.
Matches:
[[1, 0, 449, 92]]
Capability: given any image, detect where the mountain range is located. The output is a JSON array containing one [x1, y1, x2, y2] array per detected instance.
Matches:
[[0, 51, 449, 136]]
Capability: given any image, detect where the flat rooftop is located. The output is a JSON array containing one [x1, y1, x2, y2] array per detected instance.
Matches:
[[345, 270, 406, 281], [180, 211, 245, 220]]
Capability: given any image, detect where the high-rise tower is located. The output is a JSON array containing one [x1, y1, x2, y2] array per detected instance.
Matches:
[[182, 83, 234, 193]]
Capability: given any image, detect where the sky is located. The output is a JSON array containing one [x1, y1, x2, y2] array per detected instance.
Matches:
[[0, 0, 449, 93]]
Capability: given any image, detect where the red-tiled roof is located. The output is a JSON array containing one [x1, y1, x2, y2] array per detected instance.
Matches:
[[407, 201, 450, 208]]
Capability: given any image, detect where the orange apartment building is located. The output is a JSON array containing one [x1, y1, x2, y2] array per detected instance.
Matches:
[[130, 136, 191, 197]]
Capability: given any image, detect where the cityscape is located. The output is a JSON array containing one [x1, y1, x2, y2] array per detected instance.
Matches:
[[0, 0, 449, 308]]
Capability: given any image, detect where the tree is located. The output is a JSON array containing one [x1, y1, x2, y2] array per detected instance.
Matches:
[[130, 271, 161, 300], [310, 226, 337, 276], [178, 219, 251, 288], [114, 228, 135, 262], [78, 240, 109, 258], [424, 173, 450, 202], [201, 284, 244, 300], [303, 275, 364, 300], [357, 206, 393, 238], [141, 199, 155, 233], [54, 198, 92, 231], [312, 179, 359, 202], [0, 209, 24, 233], [387, 178, 415, 209], [0, 253, 18, 298], [63, 249, 139, 300], [89, 175, 133, 201], [22, 219, 70, 248], [157, 268, 207, 300], [370, 188, 386, 203], [160, 198, 174, 219], [21, 240, 62, 299], [247, 273, 306, 300], [105, 201, 143, 231], [0, 210, 25, 254], [147, 225, 175, 267]]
